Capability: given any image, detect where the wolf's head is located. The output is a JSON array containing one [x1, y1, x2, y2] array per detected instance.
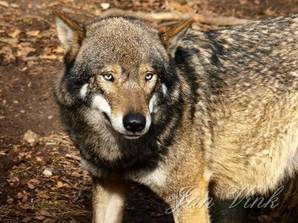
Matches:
[[54, 12, 191, 140]]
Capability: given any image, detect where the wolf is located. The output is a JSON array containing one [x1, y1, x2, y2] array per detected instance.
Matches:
[[53, 11, 298, 223]]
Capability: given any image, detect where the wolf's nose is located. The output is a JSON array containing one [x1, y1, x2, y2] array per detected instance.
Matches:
[[123, 113, 146, 132]]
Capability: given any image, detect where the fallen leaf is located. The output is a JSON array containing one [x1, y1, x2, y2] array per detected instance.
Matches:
[[26, 30, 40, 37], [0, 1, 9, 8], [65, 153, 81, 161], [265, 8, 276, 16], [17, 43, 36, 58], [56, 181, 69, 188], [40, 54, 59, 60], [37, 191, 50, 199], [53, 46, 64, 53], [36, 156, 44, 163], [42, 168, 53, 177], [27, 178, 40, 189], [27, 181, 35, 189], [39, 209, 51, 217], [21, 192, 29, 202], [43, 218, 54, 223], [100, 2, 110, 10], [7, 176, 20, 187], [10, 3, 19, 8], [6, 197, 14, 204], [17, 192, 23, 199], [23, 130, 39, 146], [9, 29, 21, 38], [0, 46, 16, 62], [30, 179, 41, 184], [22, 217, 32, 222], [0, 37, 18, 45], [165, 1, 193, 13], [34, 215, 46, 220]]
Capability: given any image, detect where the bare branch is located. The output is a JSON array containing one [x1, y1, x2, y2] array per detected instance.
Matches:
[[101, 9, 253, 26]]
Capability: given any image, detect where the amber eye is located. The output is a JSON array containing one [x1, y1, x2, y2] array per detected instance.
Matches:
[[145, 72, 154, 81], [103, 73, 114, 82]]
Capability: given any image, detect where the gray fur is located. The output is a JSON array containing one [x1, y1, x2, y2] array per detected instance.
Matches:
[[54, 14, 298, 223]]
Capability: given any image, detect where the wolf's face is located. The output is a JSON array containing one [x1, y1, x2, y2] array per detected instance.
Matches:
[[80, 62, 164, 139], [54, 12, 191, 140]]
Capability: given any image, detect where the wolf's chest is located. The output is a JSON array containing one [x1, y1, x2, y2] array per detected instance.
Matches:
[[81, 156, 168, 188]]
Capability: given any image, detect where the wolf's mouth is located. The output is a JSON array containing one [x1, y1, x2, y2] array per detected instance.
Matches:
[[123, 134, 142, 140]]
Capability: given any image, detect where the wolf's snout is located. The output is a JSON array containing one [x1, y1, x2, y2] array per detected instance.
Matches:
[[123, 113, 146, 133]]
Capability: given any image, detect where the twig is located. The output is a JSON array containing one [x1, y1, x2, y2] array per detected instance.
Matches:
[[101, 9, 253, 26], [23, 15, 52, 26]]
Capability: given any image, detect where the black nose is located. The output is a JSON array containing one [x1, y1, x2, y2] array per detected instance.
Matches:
[[123, 113, 146, 133]]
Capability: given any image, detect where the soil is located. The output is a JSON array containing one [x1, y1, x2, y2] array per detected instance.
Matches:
[[0, 0, 297, 222]]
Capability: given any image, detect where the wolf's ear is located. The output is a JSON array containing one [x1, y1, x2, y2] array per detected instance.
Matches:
[[53, 11, 85, 62], [160, 19, 192, 56]]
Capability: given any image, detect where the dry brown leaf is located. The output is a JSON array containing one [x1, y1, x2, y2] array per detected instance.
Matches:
[[21, 192, 29, 202], [23, 130, 39, 146], [0, 1, 9, 8], [27, 178, 41, 189], [17, 43, 36, 58], [56, 181, 69, 188], [9, 29, 21, 38], [27, 182, 35, 189], [265, 8, 277, 16], [100, 2, 110, 10], [37, 191, 50, 199], [22, 217, 32, 223], [42, 168, 53, 177], [26, 30, 40, 37], [53, 46, 64, 53], [17, 192, 23, 199], [40, 54, 59, 60], [36, 156, 45, 163], [39, 209, 52, 217], [7, 197, 14, 204], [165, 1, 194, 13], [0, 46, 16, 61], [34, 215, 46, 220], [0, 37, 18, 46], [10, 3, 19, 8], [65, 153, 81, 161]]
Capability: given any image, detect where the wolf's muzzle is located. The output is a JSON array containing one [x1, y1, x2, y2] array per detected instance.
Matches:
[[123, 113, 146, 133]]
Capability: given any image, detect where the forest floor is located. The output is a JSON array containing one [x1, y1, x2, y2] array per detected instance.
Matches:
[[0, 0, 298, 222]]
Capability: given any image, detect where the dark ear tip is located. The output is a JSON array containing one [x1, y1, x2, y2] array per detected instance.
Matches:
[[160, 19, 193, 46], [52, 10, 69, 22], [181, 19, 193, 29]]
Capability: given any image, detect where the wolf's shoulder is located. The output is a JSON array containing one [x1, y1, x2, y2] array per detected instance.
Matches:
[[176, 15, 298, 98]]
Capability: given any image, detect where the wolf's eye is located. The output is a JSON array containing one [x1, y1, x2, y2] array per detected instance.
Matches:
[[103, 73, 114, 82], [145, 72, 154, 81]]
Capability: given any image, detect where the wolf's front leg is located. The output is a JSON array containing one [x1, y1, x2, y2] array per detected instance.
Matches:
[[168, 178, 210, 223], [92, 178, 129, 223]]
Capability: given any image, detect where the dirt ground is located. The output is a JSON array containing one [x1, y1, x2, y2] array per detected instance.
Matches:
[[0, 0, 298, 222]]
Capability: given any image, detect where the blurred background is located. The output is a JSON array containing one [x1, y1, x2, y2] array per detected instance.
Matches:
[[0, 0, 297, 222]]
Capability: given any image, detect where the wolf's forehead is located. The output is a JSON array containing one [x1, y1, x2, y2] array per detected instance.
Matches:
[[81, 39, 149, 69], [76, 18, 168, 70], [88, 17, 154, 36], [87, 18, 155, 45], [81, 21, 159, 67]]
